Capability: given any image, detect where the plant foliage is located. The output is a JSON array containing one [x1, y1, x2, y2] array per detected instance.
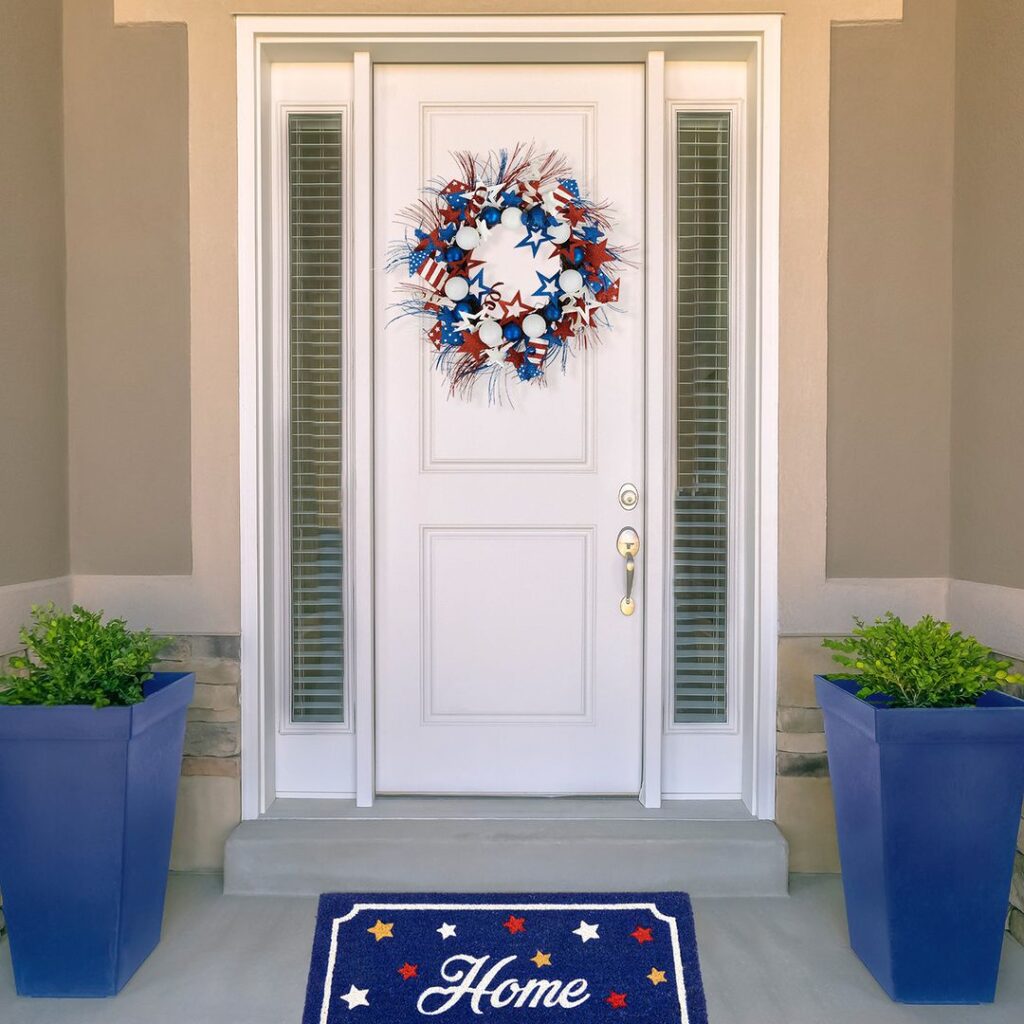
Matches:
[[823, 613, 1022, 709], [0, 605, 170, 708], [823, 610, 1024, 708]]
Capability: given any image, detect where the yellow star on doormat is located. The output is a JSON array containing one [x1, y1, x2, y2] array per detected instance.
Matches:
[[647, 968, 668, 986], [367, 919, 394, 942], [530, 950, 553, 968]]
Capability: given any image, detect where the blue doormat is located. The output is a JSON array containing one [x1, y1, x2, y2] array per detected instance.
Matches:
[[302, 892, 707, 1023]]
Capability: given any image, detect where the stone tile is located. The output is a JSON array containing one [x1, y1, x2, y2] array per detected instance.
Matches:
[[182, 755, 241, 779], [188, 706, 241, 724], [776, 775, 840, 873], [184, 719, 240, 758], [1011, 853, 1024, 914], [170, 776, 241, 872], [1010, 907, 1024, 947], [777, 731, 827, 754], [191, 634, 242, 660], [777, 751, 829, 777], [155, 635, 192, 662], [778, 636, 839, 708], [192, 682, 239, 711], [777, 706, 824, 733], [190, 657, 241, 686]]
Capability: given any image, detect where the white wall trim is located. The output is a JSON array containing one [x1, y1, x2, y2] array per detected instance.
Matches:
[[640, 48, 666, 811], [0, 576, 72, 653], [948, 580, 1024, 660], [751, 18, 781, 820]]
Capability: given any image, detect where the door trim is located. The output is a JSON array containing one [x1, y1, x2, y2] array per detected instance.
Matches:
[[237, 14, 780, 818]]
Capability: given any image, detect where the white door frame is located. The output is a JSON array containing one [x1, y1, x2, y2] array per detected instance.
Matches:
[[237, 14, 780, 818]]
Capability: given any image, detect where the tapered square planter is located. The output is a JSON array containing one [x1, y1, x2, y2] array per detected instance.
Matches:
[[0, 672, 195, 997], [816, 675, 1024, 1004]]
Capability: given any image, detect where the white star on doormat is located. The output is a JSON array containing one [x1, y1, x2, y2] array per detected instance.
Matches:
[[572, 921, 600, 943], [437, 922, 457, 940], [340, 984, 370, 1010]]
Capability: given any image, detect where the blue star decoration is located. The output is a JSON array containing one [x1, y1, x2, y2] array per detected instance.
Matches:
[[515, 226, 551, 258], [302, 893, 707, 1024], [532, 269, 563, 304]]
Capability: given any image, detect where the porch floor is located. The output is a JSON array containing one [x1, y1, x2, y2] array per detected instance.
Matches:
[[2, 874, 1023, 1023]]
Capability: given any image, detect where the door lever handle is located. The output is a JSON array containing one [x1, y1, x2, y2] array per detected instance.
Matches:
[[616, 527, 640, 616]]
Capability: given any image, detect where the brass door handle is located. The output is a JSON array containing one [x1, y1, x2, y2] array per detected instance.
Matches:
[[616, 527, 640, 616]]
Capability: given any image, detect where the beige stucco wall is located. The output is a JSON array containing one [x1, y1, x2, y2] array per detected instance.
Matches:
[[951, 0, 1024, 591], [63, 0, 192, 575], [91, 0, 904, 640], [0, 0, 69, 587], [827, 0, 956, 580]]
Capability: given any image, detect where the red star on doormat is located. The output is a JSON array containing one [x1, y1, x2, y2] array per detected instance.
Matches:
[[502, 915, 527, 935], [397, 962, 418, 980], [606, 991, 628, 1009], [630, 925, 654, 944]]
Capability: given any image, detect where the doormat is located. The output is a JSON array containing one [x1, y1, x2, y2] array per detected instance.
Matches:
[[302, 892, 707, 1023]]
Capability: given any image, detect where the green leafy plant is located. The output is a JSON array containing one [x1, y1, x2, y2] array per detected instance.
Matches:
[[823, 612, 1022, 709], [0, 605, 170, 708]]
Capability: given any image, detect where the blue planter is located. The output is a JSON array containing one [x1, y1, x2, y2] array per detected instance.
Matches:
[[0, 672, 194, 997], [816, 675, 1024, 1003]]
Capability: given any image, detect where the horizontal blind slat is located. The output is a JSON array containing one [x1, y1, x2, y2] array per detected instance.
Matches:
[[288, 111, 345, 725], [674, 112, 731, 726]]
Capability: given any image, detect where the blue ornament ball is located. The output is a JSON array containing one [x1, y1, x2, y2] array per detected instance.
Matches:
[[544, 301, 561, 321], [527, 206, 546, 229], [446, 246, 464, 262], [455, 299, 475, 316], [502, 322, 523, 342], [572, 246, 586, 265], [480, 207, 501, 227]]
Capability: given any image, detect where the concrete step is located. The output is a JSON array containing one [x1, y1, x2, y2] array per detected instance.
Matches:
[[223, 799, 789, 897]]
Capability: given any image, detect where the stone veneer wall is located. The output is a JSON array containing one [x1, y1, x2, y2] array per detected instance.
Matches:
[[156, 634, 242, 872], [777, 636, 1024, 946]]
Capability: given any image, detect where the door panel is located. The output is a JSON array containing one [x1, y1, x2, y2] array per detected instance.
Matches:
[[374, 64, 645, 794]]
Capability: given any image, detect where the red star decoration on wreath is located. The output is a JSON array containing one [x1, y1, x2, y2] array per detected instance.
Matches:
[[502, 915, 527, 935], [606, 991, 628, 1009], [397, 963, 419, 980], [564, 204, 588, 226], [630, 925, 654, 945], [504, 347, 526, 370], [457, 331, 489, 363], [585, 238, 616, 273], [496, 291, 533, 321]]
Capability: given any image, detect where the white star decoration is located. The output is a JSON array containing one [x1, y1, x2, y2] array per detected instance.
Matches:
[[437, 922, 457, 940], [484, 343, 508, 367], [340, 984, 370, 1010], [572, 921, 600, 943]]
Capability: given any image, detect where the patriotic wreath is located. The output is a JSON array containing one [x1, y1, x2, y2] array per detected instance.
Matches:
[[387, 145, 625, 398]]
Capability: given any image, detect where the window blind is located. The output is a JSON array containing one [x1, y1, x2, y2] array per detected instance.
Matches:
[[673, 112, 730, 724], [288, 112, 345, 723]]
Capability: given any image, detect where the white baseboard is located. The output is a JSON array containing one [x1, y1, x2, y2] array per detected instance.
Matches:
[[781, 576, 1024, 660], [72, 574, 239, 635], [948, 580, 1024, 660], [0, 576, 73, 653]]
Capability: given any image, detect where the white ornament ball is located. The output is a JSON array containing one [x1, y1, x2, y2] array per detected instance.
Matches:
[[455, 226, 481, 250], [443, 276, 470, 301], [559, 268, 584, 295], [548, 222, 571, 245], [500, 207, 525, 229], [477, 318, 503, 346], [522, 313, 547, 339]]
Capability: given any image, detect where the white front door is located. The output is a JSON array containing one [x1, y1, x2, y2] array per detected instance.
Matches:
[[373, 64, 645, 795]]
